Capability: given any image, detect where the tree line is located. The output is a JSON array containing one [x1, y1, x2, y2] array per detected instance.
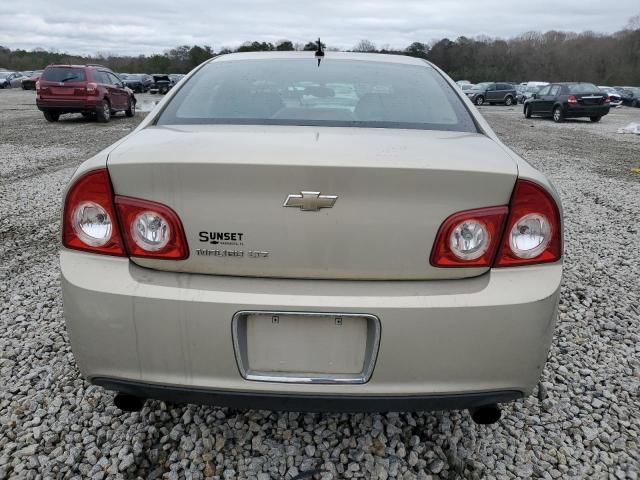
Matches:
[[1, 17, 639, 85]]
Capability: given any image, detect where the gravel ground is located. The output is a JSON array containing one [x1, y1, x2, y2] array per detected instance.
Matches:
[[1, 89, 639, 479]]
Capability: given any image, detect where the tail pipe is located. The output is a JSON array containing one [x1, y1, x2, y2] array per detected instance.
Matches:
[[114, 393, 146, 412], [469, 404, 501, 424]]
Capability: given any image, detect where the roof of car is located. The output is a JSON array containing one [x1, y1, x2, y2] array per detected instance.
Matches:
[[46, 64, 111, 69], [210, 51, 432, 67]]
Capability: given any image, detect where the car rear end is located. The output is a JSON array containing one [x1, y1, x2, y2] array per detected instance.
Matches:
[[37, 66, 105, 115], [561, 83, 610, 119], [60, 53, 562, 417]]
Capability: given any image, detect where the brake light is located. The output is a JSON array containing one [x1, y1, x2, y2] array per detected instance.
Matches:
[[35, 81, 40, 91], [494, 180, 562, 267], [62, 169, 126, 256], [62, 168, 189, 260], [115, 196, 189, 260], [86, 82, 98, 95], [568, 95, 578, 104], [430, 206, 508, 267], [431, 180, 561, 268], [604, 96, 611, 103]]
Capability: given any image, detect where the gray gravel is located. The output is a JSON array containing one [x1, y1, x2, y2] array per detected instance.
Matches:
[[1, 89, 639, 479]]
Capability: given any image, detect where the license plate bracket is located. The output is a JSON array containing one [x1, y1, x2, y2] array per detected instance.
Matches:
[[232, 311, 381, 384]]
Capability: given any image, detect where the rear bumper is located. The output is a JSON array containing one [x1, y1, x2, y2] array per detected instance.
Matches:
[[94, 377, 522, 412], [37, 98, 101, 111], [61, 249, 561, 411], [564, 105, 610, 117]]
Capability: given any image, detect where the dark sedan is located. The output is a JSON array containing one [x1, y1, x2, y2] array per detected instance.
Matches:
[[122, 74, 153, 93], [613, 87, 640, 107], [524, 83, 610, 122]]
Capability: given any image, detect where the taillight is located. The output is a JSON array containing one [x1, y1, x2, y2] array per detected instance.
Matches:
[[431, 180, 561, 268], [430, 206, 508, 267], [62, 169, 126, 256], [568, 95, 578, 104], [62, 168, 189, 260], [86, 82, 98, 94], [35, 81, 40, 91], [604, 96, 611, 103], [494, 180, 561, 267], [115, 196, 189, 260]]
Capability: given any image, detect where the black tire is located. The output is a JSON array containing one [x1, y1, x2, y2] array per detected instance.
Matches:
[[125, 97, 136, 117], [552, 106, 564, 123], [524, 104, 532, 118], [475, 95, 485, 106], [96, 99, 111, 123], [632, 99, 639, 108], [590, 116, 602, 122], [43, 111, 60, 122], [505, 96, 514, 106]]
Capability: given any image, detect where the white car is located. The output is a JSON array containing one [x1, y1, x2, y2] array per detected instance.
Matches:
[[60, 52, 562, 423]]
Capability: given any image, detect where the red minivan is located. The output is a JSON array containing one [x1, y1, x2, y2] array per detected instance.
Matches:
[[36, 65, 136, 123]]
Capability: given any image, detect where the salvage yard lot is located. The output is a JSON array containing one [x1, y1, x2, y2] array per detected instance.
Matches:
[[1, 88, 639, 479]]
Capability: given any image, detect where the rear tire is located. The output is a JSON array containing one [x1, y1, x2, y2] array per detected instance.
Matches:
[[43, 111, 60, 122], [590, 116, 602, 122], [524, 105, 532, 118], [552, 106, 563, 123], [475, 95, 485, 106], [125, 97, 136, 117], [96, 100, 111, 123], [505, 96, 514, 106]]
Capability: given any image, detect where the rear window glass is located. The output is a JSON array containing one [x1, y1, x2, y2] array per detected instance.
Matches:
[[567, 83, 598, 94], [157, 58, 477, 132], [42, 67, 86, 82]]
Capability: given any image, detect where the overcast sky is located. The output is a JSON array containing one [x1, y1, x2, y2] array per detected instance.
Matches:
[[1, 0, 638, 56]]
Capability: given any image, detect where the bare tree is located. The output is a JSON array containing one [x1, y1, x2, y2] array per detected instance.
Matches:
[[353, 40, 376, 52]]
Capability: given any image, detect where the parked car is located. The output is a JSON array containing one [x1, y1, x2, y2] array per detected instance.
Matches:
[[0, 71, 23, 88], [598, 86, 622, 107], [460, 83, 475, 93], [123, 73, 153, 93], [613, 86, 640, 107], [465, 82, 517, 106], [21, 70, 43, 90], [524, 82, 610, 122], [169, 73, 185, 85], [149, 74, 173, 94], [60, 51, 563, 422], [36, 64, 136, 122], [518, 83, 549, 104]]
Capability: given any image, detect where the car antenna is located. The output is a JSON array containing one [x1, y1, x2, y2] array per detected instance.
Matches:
[[315, 38, 324, 67]]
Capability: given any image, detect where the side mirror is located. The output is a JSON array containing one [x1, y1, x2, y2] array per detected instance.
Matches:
[[532, 93, 538, 99]]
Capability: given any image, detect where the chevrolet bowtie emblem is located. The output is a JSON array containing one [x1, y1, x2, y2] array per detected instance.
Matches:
[[283, 191, 338, 211]]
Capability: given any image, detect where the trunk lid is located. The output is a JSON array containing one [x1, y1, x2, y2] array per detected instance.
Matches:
[[107, 125, 518, 280]]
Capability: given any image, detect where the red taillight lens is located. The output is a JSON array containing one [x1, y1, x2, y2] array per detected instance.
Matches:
[[494, 180, 562, 267], [604, 96, 611, 103], [431, 180, 561, 268], [86, 82, 98, 94], [35, 81, 40, 91], [115, 196, 189, 260], [568, 95, 578, 104], [62, 169, 126, 256], [430, 206, 508, 267]]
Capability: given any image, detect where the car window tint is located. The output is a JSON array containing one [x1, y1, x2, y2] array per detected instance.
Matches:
[[158, 58, 478, 133], [549, 86, 561, 96], [41, 67, 86, 82], [108, 73, 122, 85], [567, 83, 598, 94], [537, 86, 551, 96]]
